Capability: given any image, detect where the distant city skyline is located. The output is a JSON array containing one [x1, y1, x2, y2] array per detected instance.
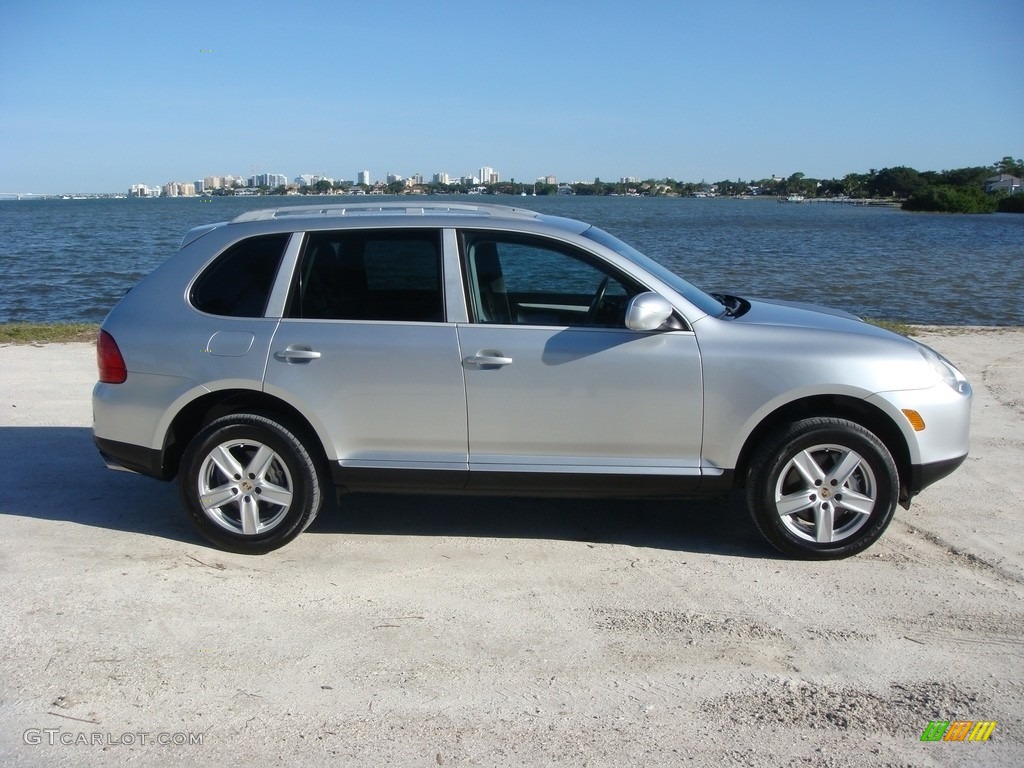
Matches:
[[2, 1, 1021, 194], [125, 167, 515, 197]]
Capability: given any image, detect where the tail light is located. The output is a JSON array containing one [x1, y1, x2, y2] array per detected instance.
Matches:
[[97, 330, 127, 383]]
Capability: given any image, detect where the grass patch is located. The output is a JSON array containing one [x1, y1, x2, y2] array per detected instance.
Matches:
[[0, 323, 98, 345], [864, 318, 914, 336]]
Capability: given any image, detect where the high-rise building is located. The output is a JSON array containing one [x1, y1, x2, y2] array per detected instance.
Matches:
[[249, 173, 288, 188], [357, 170, 371, 186], [161, 181, 196, 197]]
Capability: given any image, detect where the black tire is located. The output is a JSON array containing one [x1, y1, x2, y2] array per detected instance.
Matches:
[[746, 417, 899, 560], [179, 413, 325, 554]]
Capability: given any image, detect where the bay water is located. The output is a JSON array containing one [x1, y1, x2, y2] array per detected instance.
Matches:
[[1, 195, 1021, 325]]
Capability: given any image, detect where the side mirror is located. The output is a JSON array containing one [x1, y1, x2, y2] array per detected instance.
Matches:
[[625, 292, 674, 331]]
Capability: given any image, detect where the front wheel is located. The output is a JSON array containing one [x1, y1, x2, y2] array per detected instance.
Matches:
[[179, 413, 325, 554], [746, 418, 899, 559]]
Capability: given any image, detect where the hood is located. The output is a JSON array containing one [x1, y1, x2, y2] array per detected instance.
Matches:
[[731, 296, 899, 340], [747, 297, 861, 322]]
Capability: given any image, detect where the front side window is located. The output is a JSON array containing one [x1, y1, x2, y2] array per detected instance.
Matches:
[[190, 233, 289, 317], [287, 230, 443, 321], [462, 232, 642, 327]]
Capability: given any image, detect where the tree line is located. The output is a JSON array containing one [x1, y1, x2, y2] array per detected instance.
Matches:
[[615, 156, 1022, 213], [519, 156, 1022, 214]]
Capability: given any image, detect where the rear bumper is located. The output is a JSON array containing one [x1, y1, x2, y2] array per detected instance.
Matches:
[[94, 435, 169, 480]]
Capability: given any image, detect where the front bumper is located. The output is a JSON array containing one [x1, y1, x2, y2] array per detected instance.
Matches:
[[902, 453, 968, 506]]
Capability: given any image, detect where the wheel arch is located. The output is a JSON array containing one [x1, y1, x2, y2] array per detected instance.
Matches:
[[161, 389, 328, 481], [733, 395, 913, 501]]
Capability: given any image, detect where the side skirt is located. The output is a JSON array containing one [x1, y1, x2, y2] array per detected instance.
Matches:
[[330, 464, 735, 499]]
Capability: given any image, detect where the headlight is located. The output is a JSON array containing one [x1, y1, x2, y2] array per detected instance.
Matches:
[[917, 345, 970, 395]]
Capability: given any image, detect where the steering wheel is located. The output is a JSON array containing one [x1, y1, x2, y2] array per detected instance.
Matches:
[[586, 275, 610, 324]]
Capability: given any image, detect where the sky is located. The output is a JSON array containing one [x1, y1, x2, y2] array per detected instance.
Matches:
[[1, 0, 1022, 193]]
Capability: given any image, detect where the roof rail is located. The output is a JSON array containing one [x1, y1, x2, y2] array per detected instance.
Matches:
[[231, 202, 540, 224]]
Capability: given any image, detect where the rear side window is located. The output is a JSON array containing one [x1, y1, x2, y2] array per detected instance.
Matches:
[[190, 234, 289, 317], [287, 230, 443, 321]]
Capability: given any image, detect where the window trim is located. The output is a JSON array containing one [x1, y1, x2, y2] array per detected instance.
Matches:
[[265, 233, 305, 318]]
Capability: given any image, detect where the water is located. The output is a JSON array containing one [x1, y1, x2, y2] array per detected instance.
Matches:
[[1, 195, 1022, 325]]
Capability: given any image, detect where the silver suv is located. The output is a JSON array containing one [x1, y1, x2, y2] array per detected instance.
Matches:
[[93, 203, 971, 558]]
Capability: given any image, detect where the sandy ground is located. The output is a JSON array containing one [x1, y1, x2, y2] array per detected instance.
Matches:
[[0, 328, 1021, 767]]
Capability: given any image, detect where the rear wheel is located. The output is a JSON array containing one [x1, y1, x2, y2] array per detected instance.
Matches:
[[747, 418, 899, 559], [180, 413, 324, 554]]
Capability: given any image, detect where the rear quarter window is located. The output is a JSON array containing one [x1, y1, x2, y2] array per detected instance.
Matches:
[[190, 233, 290, 317]]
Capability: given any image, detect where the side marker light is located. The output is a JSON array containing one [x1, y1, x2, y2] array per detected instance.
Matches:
[[902, 409, 926, 431]]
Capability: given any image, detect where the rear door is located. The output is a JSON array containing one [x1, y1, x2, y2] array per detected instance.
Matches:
[[264, 228, 468, 488]]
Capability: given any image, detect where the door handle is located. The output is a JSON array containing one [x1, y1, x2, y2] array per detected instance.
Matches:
[[274, 345, 322, 363], [464, 351, 513, 368]]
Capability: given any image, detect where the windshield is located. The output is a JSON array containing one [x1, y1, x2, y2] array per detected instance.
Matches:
[[581, 226, 725, 317]]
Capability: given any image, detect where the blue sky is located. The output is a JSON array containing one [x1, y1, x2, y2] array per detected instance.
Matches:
[[1, 0, 1021, 193]]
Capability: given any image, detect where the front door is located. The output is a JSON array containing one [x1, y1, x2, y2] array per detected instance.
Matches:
[[457, 232, 703, 491]]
